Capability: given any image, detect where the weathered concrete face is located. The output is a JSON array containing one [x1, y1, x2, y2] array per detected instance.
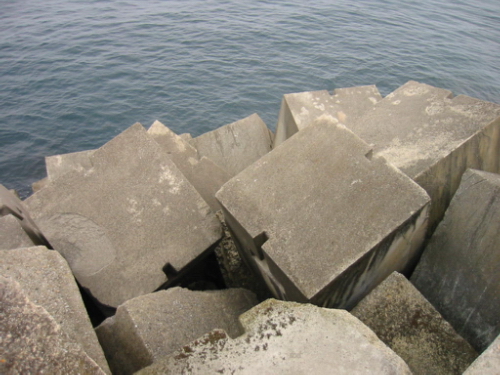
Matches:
[[350, 81, 500, 233], [463, 334, 500, 375], [45, 149, 95, 181], [25, 123, 222, 308], [352, 272, 477, 375], [148, 120, 230, 211], [273, 85, 382, 147], [0, 276, 106, 375], [190, 113, 273, 177], [95, 287, 257, 375], [0, 214, 35, 249], [137, 299, 412, 375], [0, 246, 110, 373], [216, 117, 430, 309], [0, 184, 51, 248], [411, 169, 500, 352]]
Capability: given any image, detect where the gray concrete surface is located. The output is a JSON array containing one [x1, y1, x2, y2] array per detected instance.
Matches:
[[352, 272, 477, 374], [412, 169, 500, 352], [137, 299, 412, 375], [216, 116, 430, 309], [463, 334, 500, 375], [96, 287, 257, 375], [0, 246, 110, 373], [25, 123, 221, 308], [0, 214, 35, 249]]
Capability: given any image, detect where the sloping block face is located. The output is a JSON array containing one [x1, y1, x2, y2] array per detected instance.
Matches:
[[0, 214, 35, 249], [95, 287, 257, 375], [25, 123, 221, 308], [411, 169, 500, 352], [352, 272, 477, 375], [273, 85, 382, 147], [0, 246, 110, 373], [190, 113, 273, 177], [0, 276, 106, 375], [351, 80, 500, 233], [45, 149, 95, 181], [463, 335, 500, 375], [217, 118, 430, 309], [137, 299, 412, 375], [148, 120, 230, 211]]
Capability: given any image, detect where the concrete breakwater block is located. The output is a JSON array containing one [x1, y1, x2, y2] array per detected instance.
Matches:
[[216, 117, 430, 309], [0, 214, 36, 249], [25, 123, 222, 309], [0, 246, 110, 373], [137, 299, 412, 375], [273, 85, 382, 147], [95, 287, 257, 375], [45, 149, 95, 182], [350, 80, 500, 233], [190, 113, 273, 177], [412, 169, 500, 352], [0, 275, 106, 375], [148, 120, 230, 211], [351, 272, 477, 374], [463, 334, 500, 375]]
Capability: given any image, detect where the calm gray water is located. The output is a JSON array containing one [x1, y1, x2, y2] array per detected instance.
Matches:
[[1, 0, 499, 197]]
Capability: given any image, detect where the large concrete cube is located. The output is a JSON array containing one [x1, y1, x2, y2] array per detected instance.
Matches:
[[45, 149, 95, 182], [96, 287, 257, 375], [216, 117, 430, 309], [190, 113, 273, 177], [352, 272, 477, 374], [0, 246, 110, 373], [148, 120, 230, 211], [0, 214, 35, 249], [463, 334, 500, 375], [0, 276, 106, 375], [349, 81, 500, 233], [273, 85, 382, 147], [412, 169, 500, 351], [137, 299, 412, 375], [25, 123, 222, 309]]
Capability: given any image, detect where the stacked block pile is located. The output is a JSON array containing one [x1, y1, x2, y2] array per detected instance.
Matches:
[[1, 81, 500, 374]]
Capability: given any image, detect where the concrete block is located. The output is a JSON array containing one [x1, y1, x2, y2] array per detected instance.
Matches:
[[0, 183, 51, 248], [350, 81, 500, 233], [25, 123, 222, 308], [45, 149, 95, 181], [0, 246, 110, 373], [216, 117, 430, 309], [0, 275, 106, 375], [463, 334, 500, 375], [190, 113, 273, 177], [411, 169, 500, 351], [274, 85, 382, 147], [352, 272, 477, 374], [31, 176, 49, 192], [0, 214, 35, 249], [137, 299, 412, 375], [148, 120, 230, 211], [95, 287, 257, 375]]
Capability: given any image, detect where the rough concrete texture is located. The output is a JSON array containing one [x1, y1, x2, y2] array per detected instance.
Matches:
[[351, 272, 477, 374], [273, 85, 382, 147], [0, 183, 51, 248], [137, 299, 412, 375], [412, 169, 500, 352], [95, 287, 257, 375], [45, 149, 95, 181], [190, 113, 273, 177], [217, 117, 430, 309], [148, 120, 230, 211], [350, 80, 500, 233], [463, 334, 500, 375], [31, 176, 49, 192], [25, 123, 221, 308], [0, 246, 110, 373], [0, 276, 106, 375], [0, 214, 35, 249]]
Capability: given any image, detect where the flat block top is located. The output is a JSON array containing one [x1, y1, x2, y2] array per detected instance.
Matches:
[[352, 80, 500, 179], [217, 116, 429, 299]]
